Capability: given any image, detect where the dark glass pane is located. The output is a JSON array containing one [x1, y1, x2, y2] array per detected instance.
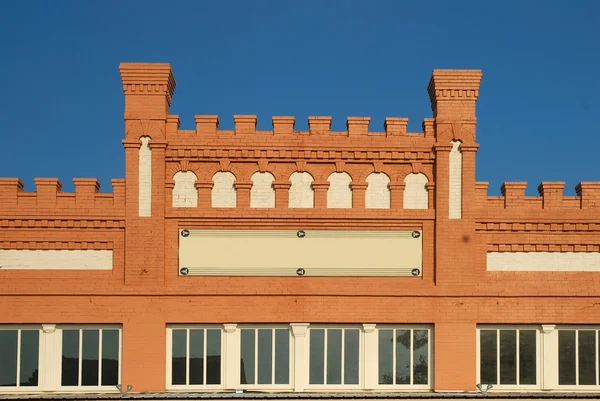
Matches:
[[274, 329, 290, 384], [378, 330, 394, 384], [206, 329, 221, 385], [81, 330, 99, 386], [499, 330, 517, 385], [344, 329, 359, 385], [519, 330, 536, 385], [579, 331, 596, 385], [62, 330, 80, 386], [309, 329, 325, 384], [240, 329, 255, 384], [0, 330, 18, 386], [396, 330, 410, 384], [20, 330, 39, 386], [189, 330, 204, 385], [326, 329, 342, 384], [101, 330, 119, 386], [479, 330, 497, 385], [413, 330, 429, 385], [171, 329, 187, 385], [559, 330, 576, 385], [257, 329, 273, 384]]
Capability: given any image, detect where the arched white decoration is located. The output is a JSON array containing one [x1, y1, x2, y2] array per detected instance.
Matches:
[[289, 172, 314, 208], [212, 172, 237, 208], [327, 172, 352, 208], [365, 173, 390, 209], [138, 136, 152, 217], [403, 173, 429, 209], [250, 172, 275, 208], [172, 171, 198, 207], [449, 140, 462, 218]]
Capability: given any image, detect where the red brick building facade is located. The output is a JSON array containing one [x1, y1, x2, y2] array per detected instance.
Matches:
[[1, 63, 600, 396]]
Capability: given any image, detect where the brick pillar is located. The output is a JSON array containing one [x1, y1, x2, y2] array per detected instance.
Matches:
[[312, 182, 330, 209], [434, 322, 476, 391], [119, 63, 174, 285], [234, 182, 252, 208], [273, 182, 291, 209], [389, 183, 405, 210], [429, 70, 482, 285], [350, 183, 367, 209], [195, 181, 214, 209]]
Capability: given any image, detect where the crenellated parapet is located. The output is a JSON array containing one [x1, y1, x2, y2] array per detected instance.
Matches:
[[180, 114, 431, 139], [476, 181, 600, 212], [0, 177, 126, 213]]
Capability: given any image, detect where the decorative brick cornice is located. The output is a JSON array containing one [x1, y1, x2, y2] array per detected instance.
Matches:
[[488, 243, 600, 252], [0, 219, 125, 229], [165, 148, 435, 162], [0, 241, 114, 250], [476, 222, 600, 232], [119, 63, 176, 106]]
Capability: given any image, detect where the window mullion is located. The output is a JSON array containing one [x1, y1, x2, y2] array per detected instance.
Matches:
[[16, 329, 22, 387], [392, 329, 397, 385], [271, 329, 276, 385], [575, 330, 580, 385], [516, 329, 520, 385], [98, 329, 103, 386], [78, 329, 83, 386], [185, 329, 190, 386], [496, 330, 500, 385], [409, 329, 414, 385], [323, 329, 328, 385], [254, 329, 258, 385], [594, 330, 598, 385], [118, 329, 123, 386], [203, 329, 208, 385], [341, 329, 345, 385]]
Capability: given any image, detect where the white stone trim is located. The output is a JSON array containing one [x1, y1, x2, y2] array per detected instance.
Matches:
[[289, 172, 314, 208], [403, 173, 428, 209], [138, 136, 152, 217], [250, 172, 275, 208], [487, 252, 600, 272], [172, 171, 198, 208], [449, 140, 462, 219], [327, 172, 352, 208], [0, 250, 113, 270], [212, 172, 236, 208], [365, 173, 390, 209]]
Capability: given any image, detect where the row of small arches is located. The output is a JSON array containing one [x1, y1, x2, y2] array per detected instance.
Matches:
[[172, 171, 429, 209]]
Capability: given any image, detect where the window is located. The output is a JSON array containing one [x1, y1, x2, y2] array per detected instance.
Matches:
[[240, 328, 290, 386], [0, 327, 39, 388], [169, 327, 222, 387], [478, 327, 538, 387], [378, 327, 430, 386], [309, 328, 360, 386], [60, 327, 121, 388], [0, 324, 121, 393], [558, 328, 598, 386]]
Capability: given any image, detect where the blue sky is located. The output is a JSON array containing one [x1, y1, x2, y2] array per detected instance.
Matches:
[[0, 1, 598, 195]]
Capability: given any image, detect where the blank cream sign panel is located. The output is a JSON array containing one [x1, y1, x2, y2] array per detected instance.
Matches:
[[178, 229, 422, 277]]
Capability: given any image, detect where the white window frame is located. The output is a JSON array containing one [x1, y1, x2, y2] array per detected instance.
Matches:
[[476, 325, 541, 391], [0, 325, 43, 393], [166, 325, 224, 391], [555, 325, 600, 391], [306, 325, 363, 390], [56, 325, 122, 393], [237, 325, 294, 391], [374, 325, 433, 390]]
